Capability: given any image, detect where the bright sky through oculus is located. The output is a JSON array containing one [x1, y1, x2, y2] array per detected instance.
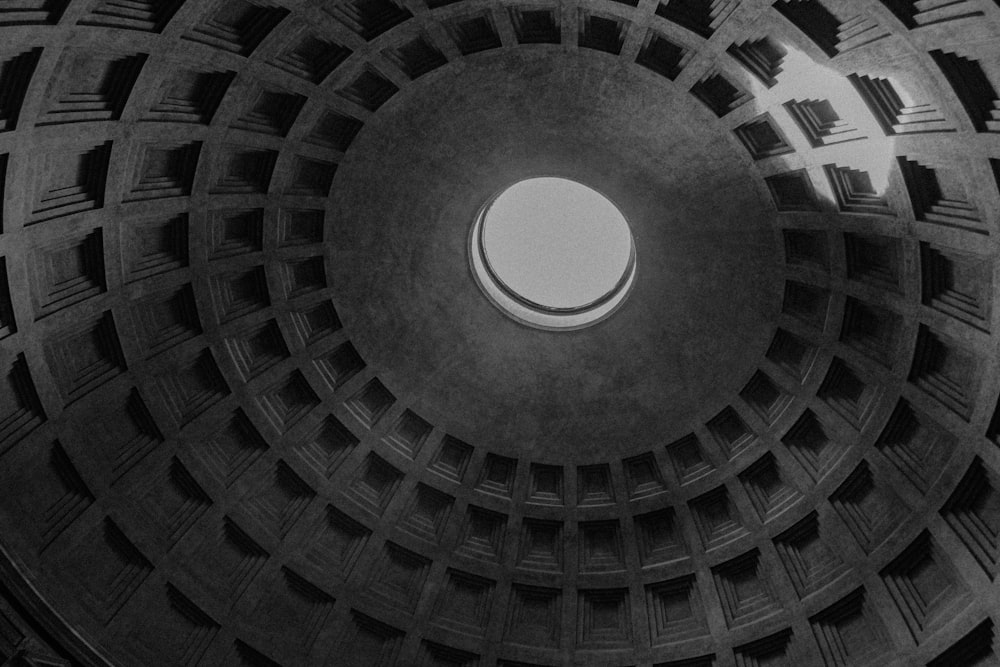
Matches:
[[481, 178, 633, 309]]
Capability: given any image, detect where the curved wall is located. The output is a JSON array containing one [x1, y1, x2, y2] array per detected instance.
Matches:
[[0, 0, 999, 666]]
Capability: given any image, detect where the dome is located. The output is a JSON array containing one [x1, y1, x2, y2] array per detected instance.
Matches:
[[0, 0, 998, 665]]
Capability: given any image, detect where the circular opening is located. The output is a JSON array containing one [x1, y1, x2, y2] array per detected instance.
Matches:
[[470, 177, 636, 330]]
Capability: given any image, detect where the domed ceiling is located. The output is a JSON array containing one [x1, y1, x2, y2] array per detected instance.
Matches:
[[0, 0, 998, 666]]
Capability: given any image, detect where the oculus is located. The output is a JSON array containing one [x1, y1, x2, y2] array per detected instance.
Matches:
[[470, 177, 636, 330]]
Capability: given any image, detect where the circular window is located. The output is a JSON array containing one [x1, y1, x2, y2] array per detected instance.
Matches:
[[470, 177, 636, 330]]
